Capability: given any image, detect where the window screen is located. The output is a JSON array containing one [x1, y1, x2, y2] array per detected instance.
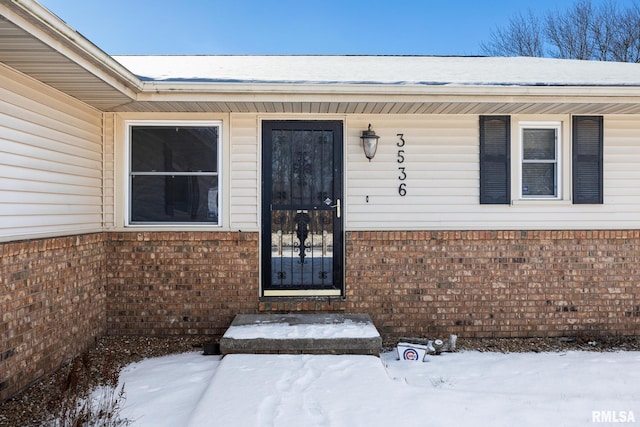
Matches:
[[129, 125, 220, 224], [522, 127, 558, 197]]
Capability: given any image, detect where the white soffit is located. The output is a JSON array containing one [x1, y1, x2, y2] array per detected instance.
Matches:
[[0, 0, 139, 110]]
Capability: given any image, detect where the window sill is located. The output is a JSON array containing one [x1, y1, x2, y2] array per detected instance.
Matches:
[[126, 223, 222, 227], [511, 198, 572, 206]]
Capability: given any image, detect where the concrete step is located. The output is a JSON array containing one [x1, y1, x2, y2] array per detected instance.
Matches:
[[220, 313, 382, 356]]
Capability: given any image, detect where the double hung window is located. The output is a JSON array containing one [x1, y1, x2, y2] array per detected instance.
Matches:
[[520, 123, 560, 199], [479, 116, 603, 205], [127, 122, 221, 225]]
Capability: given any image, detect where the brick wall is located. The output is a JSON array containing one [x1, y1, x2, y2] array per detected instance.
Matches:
[[346, 230, 640, 343], [104, 229, 640, 343], [3, 229, 640, 401], [0, 234, 106, 402], [106, 232, 259, 337]]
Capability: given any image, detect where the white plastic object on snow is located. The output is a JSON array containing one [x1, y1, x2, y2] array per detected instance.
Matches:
[[397, 342, 428, 362]]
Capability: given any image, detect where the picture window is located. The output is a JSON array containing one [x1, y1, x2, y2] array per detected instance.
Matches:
[[127, 122, 221, 225]]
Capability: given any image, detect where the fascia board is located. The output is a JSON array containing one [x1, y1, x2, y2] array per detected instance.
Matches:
[[3, 0, 143, 97], [137, 81, 640, 103]]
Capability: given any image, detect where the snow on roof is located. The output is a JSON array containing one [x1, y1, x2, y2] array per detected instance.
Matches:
[[112, 55, 640, 87]]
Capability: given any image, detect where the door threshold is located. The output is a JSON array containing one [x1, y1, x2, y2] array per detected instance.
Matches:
[[263, 289, 342, 297]]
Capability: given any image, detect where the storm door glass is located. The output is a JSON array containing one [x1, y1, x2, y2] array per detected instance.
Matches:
[[262, 121, 343, 294]]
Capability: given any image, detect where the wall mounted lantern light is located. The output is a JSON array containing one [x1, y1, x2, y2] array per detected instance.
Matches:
[[360, 123, 379, 161]]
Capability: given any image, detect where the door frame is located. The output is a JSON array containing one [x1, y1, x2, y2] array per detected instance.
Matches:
[[260, 120, 345, 297]]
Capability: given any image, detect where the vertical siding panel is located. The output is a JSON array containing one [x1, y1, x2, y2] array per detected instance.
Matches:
[[603, 116, 640, 209], [103, 113, 115, 228], [229, 113, 259, 231], [0, 64, 103, 241]]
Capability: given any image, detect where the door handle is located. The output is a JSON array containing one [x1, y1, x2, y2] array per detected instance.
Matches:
[[324, 198, 341, 218], [331, 198, 341, 218]]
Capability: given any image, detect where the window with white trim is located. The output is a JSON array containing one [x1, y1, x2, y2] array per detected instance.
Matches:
[[520, 122, 561, 199], [127, 121, 221, 225], [479, 116, 603, 205]]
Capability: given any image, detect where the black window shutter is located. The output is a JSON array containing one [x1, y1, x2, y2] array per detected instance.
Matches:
[[480, 116, 511, 204], [573, 116, 603, 204]]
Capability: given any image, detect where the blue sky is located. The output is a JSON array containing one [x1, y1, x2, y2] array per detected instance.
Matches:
[[39, 0, 637, 55]]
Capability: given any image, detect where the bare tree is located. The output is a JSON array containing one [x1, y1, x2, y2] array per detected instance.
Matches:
[[611, 3, 640, 62], [481, 10, 544, 57], [480, 0, 640, 62], [590, 1, 619, 61], [545, 0, 594, 60]]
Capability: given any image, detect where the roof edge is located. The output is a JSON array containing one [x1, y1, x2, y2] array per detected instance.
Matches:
[[139, 80, 640, 98], [4, 0, 143, 96]]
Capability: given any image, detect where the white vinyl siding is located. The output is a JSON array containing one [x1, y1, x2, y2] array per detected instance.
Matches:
[[230, 114, 259, 231], [103, 113, 116, 228], [346, 114, 640, 230], [0, 63, 103, 241], [110, 113, 640, 232], [347, 115, 479, 229], [602, 116, 640, 211], [217, 113, 640, 232]]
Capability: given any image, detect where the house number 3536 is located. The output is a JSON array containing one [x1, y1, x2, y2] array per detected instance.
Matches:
[[397, 133, 407, 196]]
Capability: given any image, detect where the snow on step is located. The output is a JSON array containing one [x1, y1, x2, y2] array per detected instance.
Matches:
[[220, 313, 382, 355]]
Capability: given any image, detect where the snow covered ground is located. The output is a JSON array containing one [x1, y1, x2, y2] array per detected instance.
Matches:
[[114, 349, 640, 427]]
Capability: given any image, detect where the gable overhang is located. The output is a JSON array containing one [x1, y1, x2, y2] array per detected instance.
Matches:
[[0, 0, 140, 111]]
